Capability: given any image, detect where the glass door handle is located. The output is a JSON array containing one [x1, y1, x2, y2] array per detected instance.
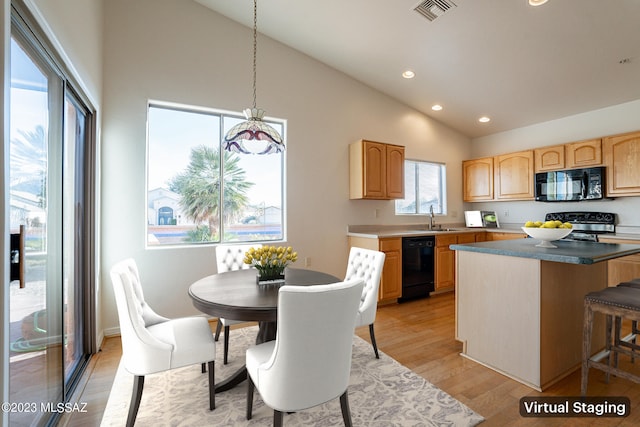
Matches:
[[10, 225, 25, 288]]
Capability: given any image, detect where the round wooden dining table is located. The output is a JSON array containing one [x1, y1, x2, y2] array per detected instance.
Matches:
[[189, 267, 340, 392]]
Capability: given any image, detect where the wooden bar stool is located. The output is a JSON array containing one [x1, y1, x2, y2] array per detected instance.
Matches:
[[617, 280, 640, 362], [581, 285, 640, 395]]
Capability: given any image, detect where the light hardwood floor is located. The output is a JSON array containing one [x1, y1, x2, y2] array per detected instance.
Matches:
[[63, 292, 640, 426]]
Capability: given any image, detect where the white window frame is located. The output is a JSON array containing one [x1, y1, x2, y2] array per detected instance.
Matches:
[[146, 101, 287, 247], [395, 159, 447, 216]]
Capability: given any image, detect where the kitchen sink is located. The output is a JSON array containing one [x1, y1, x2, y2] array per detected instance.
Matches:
[[405, 228, 466, 234]]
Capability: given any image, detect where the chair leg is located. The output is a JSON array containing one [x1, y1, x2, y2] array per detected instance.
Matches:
[[581, 303, 594, 396], [633, 320, 638, 363], [605, 314, 613, 383], [369, 323, 380, 359], [246, 376, 254, 420], [274, 410, 284, 427], [224, 325, 230, 364], [214, 320, 223, 341], [201, 363, 206, 373], [208, 361, 215, 410], [126, 375, 144, 427], [613, 315, 623, 380], [340, 391, 353, 427]]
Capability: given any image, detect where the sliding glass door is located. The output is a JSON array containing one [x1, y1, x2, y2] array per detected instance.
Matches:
[[8, 7, 94, 425]]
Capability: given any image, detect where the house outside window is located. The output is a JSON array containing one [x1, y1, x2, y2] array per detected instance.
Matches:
[[396, 160, 447, 215], [146, 102, 285, 247]]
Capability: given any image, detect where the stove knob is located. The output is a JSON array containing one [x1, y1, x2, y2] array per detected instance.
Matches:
[[603, 213, 614, 223]]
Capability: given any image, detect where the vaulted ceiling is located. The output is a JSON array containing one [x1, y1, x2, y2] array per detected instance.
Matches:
[[196, 0, 640, 138]]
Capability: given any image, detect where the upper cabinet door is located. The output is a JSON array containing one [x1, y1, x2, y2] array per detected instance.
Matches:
[[565, 139, 602, 169], [463, 157, 494, 202], [385, 144, 405, 199], [362, 141, 387, 198], [535, 145, 565, 172], [604, 131, 640, 197], [349, 139, 405, 199], [494, 150, 535, 200]]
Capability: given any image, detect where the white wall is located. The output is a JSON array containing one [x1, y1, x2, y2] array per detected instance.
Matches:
[[467, 100, 640, 227], [100, 0, 471, 332]]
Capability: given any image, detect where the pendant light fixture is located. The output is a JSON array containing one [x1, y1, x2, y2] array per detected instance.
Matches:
[[223, 0, 285, 155]]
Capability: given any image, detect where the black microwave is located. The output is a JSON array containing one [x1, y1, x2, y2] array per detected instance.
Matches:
[[535, 167, 605, 202]]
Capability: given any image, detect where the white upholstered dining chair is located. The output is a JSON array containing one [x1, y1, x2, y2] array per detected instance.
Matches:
[[215, 243, 262, 364], [246, 279, 364, 426], [110, 258, 216, 427], [344, 247, 386, 358]]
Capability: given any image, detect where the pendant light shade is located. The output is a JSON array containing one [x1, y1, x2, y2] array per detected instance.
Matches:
[[224, 108, 284, 155], [223, 0, 284, 155]]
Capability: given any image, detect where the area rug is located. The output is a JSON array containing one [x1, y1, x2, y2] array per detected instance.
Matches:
[[101, 326, 484, 426]]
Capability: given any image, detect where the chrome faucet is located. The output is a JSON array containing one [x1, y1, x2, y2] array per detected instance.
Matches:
[[429, 204, 435, 230]]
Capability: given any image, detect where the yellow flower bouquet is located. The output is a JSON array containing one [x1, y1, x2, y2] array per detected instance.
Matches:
[[244, 246, 298, 283]]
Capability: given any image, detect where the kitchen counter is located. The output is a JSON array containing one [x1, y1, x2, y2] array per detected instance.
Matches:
[[346, 227, 519, 239], [348, 226, 640, 241], [453, 239, 640, 391], [451, 238, 640, 265]]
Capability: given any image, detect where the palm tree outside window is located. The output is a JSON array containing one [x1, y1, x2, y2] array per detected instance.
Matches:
[[146, 103, 285, 246]]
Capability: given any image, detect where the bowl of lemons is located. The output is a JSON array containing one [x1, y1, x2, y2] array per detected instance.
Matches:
[[521, 220, 573, 248]]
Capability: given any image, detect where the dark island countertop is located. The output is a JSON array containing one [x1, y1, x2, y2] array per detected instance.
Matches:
[[450, 238, 640, 265]]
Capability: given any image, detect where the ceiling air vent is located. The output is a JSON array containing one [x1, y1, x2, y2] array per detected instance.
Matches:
[[414, 0, 457, 22]]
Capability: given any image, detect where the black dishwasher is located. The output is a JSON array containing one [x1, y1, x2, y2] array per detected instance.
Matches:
[[400, 236, 435, 302]]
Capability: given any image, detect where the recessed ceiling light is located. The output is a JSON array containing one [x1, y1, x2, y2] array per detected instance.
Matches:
[[402, 70, 415, 79], [529, 0, 548, 6], [478, 116, 491, 123], [431, 104, 443, 111]]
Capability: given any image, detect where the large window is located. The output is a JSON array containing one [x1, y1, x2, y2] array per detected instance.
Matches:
[[396, 160, 447, 215], [146, 103, 285, 246]]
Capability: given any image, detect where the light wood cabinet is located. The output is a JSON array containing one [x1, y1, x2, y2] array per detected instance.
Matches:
[[486, 232, 526, 241], [349, 140, 404, 200], [464, 128, 640, 201], [603, 131, 640, 197], [535, 140, 602, 172], [464, 149, 542, 202], [348, 236, 402, 302], [435, 232, 486, 292], [494, 150, 535, 200], [456, 233, 477, 244], [565, 138, 602, 169], [474, 232, 488, 242], [599, 238, 640, 287], [535, 145, 565, 172], [462, 157, 494, 202], [435, 235, 457, 292], [378, 238, 402, 301]]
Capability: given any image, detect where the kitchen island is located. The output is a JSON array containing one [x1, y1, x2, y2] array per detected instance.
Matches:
[[451, 238, 640, 391]]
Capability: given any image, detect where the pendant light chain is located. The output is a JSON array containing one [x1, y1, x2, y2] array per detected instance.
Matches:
[[222, 0, 285, 154], [252, 0, 258, 110]]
